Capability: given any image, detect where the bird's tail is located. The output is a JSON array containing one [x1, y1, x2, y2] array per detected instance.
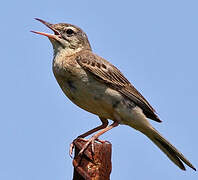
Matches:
[[140, 126, 196, 171]]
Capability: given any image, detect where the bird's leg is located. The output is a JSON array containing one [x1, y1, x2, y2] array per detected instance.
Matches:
[[69, 117, 108, 157], [78, 117, 108, 138], [78, 121, 119, 156]]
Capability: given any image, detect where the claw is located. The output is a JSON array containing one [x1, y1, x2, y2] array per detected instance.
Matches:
[[69, 142, 75, 158], [95, 138, 110, 144], [78, 136, 96, 155], [69, 135, 111, 157], [69, 138, 87, 157], [69, 136, 107, 157], [91, 140, 95, 154]]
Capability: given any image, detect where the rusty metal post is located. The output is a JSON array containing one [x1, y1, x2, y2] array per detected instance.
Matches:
[[72, 139, 112, 180]]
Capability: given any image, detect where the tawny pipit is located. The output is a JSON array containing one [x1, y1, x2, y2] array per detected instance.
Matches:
[[32, 18, 196, 171]]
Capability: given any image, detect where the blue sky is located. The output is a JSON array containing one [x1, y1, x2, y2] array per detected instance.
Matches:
[[0, 0, 197, 179]]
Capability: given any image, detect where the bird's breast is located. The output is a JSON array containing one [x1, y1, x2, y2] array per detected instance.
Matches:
[[53, 60, 124, 119], [52, 54, 137, 123]]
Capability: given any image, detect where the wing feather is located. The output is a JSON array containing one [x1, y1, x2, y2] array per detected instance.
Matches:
[[76, 51, 161, 122]]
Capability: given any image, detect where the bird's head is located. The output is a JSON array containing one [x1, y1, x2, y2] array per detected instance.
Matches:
[[31, 18, 91, 55]]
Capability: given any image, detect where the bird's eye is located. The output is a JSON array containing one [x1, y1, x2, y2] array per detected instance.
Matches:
[[66, 29, 74, 35]]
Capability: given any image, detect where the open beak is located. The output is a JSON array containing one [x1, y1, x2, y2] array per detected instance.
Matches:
[[31, 18, 60, 39]]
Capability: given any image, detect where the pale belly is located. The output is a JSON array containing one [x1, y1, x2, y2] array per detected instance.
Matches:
[[53, 69, 150, 131], [55, 72, 124, 120]]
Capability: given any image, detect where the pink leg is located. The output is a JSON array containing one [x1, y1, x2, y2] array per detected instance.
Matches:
[[69, 117, 108, 156], [78, 117, 108, 138], [78, 121, 119, 155]]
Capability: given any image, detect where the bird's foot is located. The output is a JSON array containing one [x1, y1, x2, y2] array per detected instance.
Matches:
[[69, 136, 107, 157]]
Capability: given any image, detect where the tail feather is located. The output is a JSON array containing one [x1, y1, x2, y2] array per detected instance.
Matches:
[[143, 127, 196, 171], [153, 136, 185, 170]]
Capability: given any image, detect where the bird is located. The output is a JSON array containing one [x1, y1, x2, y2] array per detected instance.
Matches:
[[31, 18, 196, 171]]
